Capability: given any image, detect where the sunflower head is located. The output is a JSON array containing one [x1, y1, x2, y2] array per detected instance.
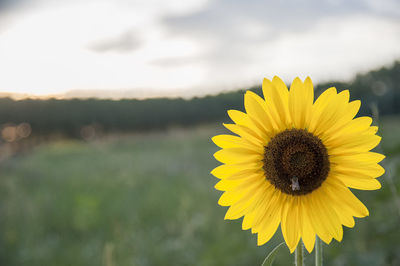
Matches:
[[211, 76, 384, 253]]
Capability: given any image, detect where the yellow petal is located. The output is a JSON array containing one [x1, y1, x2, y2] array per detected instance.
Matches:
[[263, 77, 290, 129], [322, 100, 360, 137], [325, 178, 369, 218], [304, 193, 332, 244], [242, 210, 256, 230], [328, 134, 382, 156], [223, 169, 265, 181], [302, 77, 315, 127], [339, 89, 350, 102], [229, 106, 270, 141], [299, 197, 316, 253], [312, 189, 343, 242], [224, 181, 267, 219], [329, 152, 385, 165], [323, 116, 372, 144], [211, 134, 263, 153], [218, 191, 243, 206], [211, 163, 263, 179], [214, 178, 244, 191], [367, 126, 378, 135], [256, 210, 281, 246], [211, 134, 244, 148], [281, 196, 300, 253], [218, 174, 266, 205], [271, 76, 291, 126], [227, 110, 251, 127], [256, 192, 282, 245], [340, 116, 373, 133], [224, 198, 255, 220], [288, 77, 313, 129], [217, 171, 264, 191], [244, 91, 275, 137], [323, 185, 355, 228], [213, 148, 263, 164], [223, 123, 265, 146], [312, 90, 350, 138], [332, 205, 355, 228], [308, 87, 337, 133], [252, 189, 281, 233], [214, 171, 263, 191], [331, 163, 385, 178], [331, 174, 382, 190], [218, 185, 253, 206]]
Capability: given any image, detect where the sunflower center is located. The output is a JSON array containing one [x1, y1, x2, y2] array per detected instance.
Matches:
[[263, 129, 329, 195]]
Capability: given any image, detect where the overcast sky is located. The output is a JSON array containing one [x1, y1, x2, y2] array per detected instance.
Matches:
[[0, 0, 399, 97]]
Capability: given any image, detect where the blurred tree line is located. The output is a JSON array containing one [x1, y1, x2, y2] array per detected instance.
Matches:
[[0, 61, 398, 138]]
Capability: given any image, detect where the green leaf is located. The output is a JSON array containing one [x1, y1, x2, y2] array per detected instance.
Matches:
[[261, 242, 286, 266]]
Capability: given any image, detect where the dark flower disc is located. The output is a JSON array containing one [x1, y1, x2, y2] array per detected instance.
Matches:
[[263, 129, 330, 195]]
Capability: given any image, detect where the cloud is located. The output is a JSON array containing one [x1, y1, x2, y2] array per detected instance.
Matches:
[[164, 0, 365, 37], [0, 0, 37, 12], [160, 0, 400, 90], [88, 30, 141, 53], [162, 0, 400, 56], [151, 56, 197, 67], [0, 0, 18, 10], [164, 0, 399, 36]]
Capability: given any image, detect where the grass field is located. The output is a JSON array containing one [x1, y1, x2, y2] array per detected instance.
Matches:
[[1, 118, 400, 266]]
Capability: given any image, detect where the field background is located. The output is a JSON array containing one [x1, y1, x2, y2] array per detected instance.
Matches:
[[0, 114, 399, 266]]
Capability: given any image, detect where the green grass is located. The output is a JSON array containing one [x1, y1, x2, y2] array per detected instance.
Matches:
[[0, 119, 400, 266]]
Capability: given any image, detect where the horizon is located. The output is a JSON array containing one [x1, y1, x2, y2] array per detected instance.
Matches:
[[0, 59, 397, 100]]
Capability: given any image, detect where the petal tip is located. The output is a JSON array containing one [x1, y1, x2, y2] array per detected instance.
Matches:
[[210, 167, 218, 176], [375, 180, 382, 190], [304, 242, 315, 253], [288, 244, 296, 253]]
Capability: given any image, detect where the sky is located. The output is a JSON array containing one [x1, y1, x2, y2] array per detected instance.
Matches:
[[0, 0, 399, 98]]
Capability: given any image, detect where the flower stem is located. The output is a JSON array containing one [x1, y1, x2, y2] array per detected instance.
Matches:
[[315, 236, 323, 266], [294, 241, 304, 266]]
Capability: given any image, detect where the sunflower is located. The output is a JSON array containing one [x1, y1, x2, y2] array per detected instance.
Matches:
[[211, 76, 384, 253]]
